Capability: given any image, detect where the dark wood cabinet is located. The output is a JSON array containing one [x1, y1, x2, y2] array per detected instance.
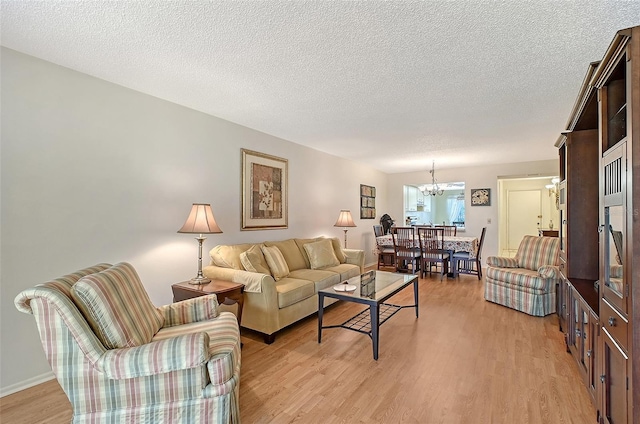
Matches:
[[558, 278, 569, 334], [566, 279, 599, 405], [558, 25, 639, 423], [555, 61, 601, 418], [592, 26, 637, 424]]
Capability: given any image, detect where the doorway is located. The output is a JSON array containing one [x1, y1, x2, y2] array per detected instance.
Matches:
[[498, 176, 559, 257], [507, 190, 541, 254]]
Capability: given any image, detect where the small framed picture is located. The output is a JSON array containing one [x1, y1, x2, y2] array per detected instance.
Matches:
[[360, 184, 376, 219], [471, 188, 491, 206]]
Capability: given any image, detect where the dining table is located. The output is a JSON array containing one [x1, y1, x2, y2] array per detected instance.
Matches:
[[375, 234, 479, 259]]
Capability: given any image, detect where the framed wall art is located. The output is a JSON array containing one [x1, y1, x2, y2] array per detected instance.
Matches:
[[360, 184, 376, 219], [470, 188, 491, 206], [241, 149, 288, 230]]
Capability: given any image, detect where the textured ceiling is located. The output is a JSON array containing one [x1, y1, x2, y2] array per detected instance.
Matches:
[[2, 1, 639, 173]]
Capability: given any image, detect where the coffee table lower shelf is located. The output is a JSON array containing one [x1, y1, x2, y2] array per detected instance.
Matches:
[[322, 303, 405, 335]]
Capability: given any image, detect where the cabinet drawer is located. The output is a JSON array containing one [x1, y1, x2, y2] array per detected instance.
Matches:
[[601, 298, 628, 350]]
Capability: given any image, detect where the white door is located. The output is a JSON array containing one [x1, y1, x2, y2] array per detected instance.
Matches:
[[507, 190, 542, 252]]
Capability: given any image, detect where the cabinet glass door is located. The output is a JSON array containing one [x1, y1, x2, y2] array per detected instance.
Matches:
[[587, 312, 597, 399], [568, 291, 579, 355], [604, 204, 626, 313], [602, 143, 627, 315], [557, 280, 568, 332], [558, 183, 569, 281], [580, 309, 589, 371], [605, 206, 625, 305], [602, 329, 628, 424]]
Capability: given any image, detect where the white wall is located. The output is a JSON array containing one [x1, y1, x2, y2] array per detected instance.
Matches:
[[0, 48, 387, 393], [387, 160, 559, 262]]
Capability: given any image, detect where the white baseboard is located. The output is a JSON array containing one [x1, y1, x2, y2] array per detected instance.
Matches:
[[0, 371, 55, 398], [364, 261, 377, 269]]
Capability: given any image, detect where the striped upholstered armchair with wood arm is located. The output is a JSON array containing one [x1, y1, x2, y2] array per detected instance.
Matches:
[[485, 235, 561, 317], [14, 262, 240, 424]]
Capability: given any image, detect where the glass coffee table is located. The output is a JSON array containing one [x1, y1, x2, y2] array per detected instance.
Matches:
[[317, 270, 419, 360]]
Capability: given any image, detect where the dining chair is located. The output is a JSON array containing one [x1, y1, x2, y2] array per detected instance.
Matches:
[[453, 227, 486, 280], [391, 227, 421, 274], [417, 227, 449, 280], [374, 225, 395, 269], [435, 225, 457, 236]]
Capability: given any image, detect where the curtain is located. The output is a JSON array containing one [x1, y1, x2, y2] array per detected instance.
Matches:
[[448, 196, 464, 224]]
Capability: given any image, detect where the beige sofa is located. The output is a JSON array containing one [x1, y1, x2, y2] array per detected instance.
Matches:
[[202, 237, 364, 343]]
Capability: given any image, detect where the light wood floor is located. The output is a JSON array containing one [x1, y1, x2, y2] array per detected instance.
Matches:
[[1, 272, 596, 423]]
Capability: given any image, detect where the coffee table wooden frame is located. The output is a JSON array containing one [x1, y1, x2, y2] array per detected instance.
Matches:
[[317, 271, 419, 360]]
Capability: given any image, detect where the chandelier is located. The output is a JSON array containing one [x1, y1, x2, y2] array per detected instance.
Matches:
[[421, 161, 444, 196]]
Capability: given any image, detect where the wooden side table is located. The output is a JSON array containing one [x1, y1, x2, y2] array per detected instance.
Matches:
[[172, 280, 245, 325]]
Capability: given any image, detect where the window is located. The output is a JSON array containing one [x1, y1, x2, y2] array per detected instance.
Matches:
[[448, 194, 465, 227], [405, 182, 465, 228]]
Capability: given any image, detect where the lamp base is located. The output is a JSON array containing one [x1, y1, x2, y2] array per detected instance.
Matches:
[[188, 276, 211, 285]]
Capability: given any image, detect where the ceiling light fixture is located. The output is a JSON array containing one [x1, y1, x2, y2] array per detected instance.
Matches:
[[421, 161, 444, 196]]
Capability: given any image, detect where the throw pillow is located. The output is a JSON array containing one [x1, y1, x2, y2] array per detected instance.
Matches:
[[240, 244, 271, 275], [210, 243, 254, 270], [295, 237, 323, 268], [71, 262, 164, 349], [304, 238, 340, 269], [263, 239, 307, 271], [327, 237, 347, 263], [261, 245, 290, 280]]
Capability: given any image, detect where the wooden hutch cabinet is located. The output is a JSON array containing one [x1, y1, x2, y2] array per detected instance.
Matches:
[[557, 25, 639, 423], [555, 59, 601, 412]]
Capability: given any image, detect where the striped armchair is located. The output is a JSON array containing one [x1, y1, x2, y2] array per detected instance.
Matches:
[[485, 236, 561, 316], [14, 262, 241, 423]]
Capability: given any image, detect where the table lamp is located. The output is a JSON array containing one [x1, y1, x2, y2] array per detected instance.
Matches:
[[178, 203, 222, 284], [334, 209, 356, 248]]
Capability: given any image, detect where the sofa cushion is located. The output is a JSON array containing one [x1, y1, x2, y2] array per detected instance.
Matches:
[[210, 243, 254, 270], [71, 262, 164, 349], [274, 277, 315, 308], [516, 235, 559, 271], [240, 244, 271, 275], [303, 238, 340, 269], [261, 245, 290, 280], [289, 269, 341, 292], [322, 263, 362, 281], [264, 239, 308, 271]]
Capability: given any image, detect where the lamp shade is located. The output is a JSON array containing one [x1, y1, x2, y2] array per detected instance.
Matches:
[[177, 203, 223, 234], [334, 210, 356, 228]]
